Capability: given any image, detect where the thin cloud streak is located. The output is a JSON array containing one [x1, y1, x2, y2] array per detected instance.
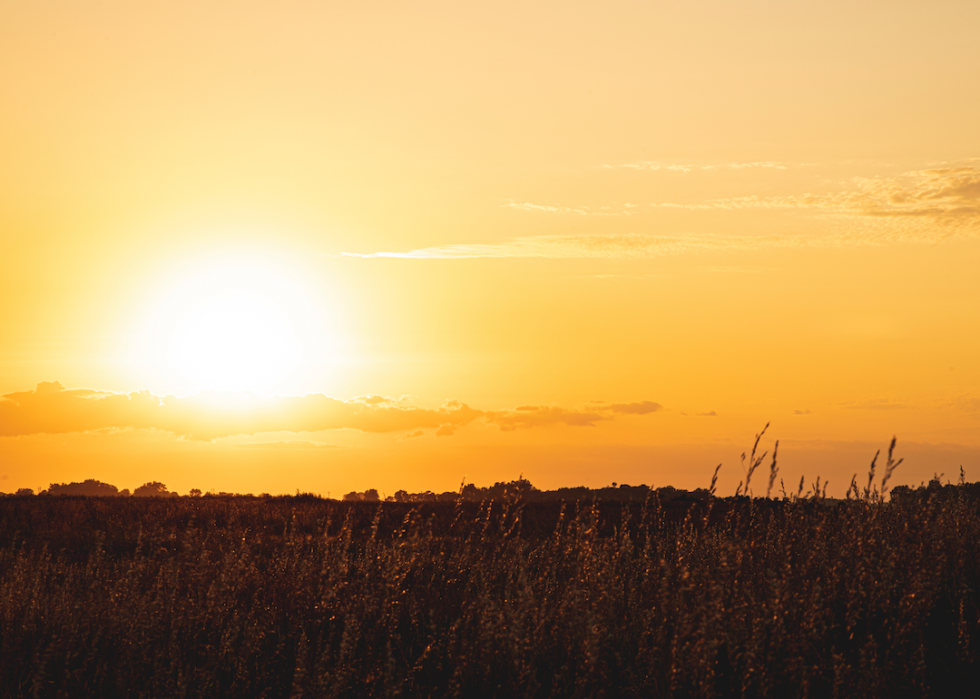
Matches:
[[502, 200, 635, 216], [342, 233, 817, 260], [604, 160, 789, 172], [341, 231, 874, 260], [503, 200, 589, 215], [235, 441, 341, 450]]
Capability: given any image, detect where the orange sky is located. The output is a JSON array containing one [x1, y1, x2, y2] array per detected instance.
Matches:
[[2, 1, 979, 497]]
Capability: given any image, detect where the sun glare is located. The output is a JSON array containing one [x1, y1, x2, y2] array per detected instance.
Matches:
[[131, 253, 332, 395]]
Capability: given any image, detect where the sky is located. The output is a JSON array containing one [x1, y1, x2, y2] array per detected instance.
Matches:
[[2, 0, 979, 497]]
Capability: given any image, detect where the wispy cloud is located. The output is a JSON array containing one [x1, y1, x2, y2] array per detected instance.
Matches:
[[608, 161, 696, 173], [503, 200, 589, 215], [484, 401, 660, 430], [951, 393, 980, 412], [342, 165, 980, 260], [545, 164, 980, 222], [502, 200, 635, 216], [841, 398, 907, 411], [656, 167, 980, 223], [715, 162, 788, 170], [605, 160, 788, 173], [342, 232, 813, 260], [485, 406, 605, 431], [581, 265, 768, 280], [0, 383, 664, 440], [235, 441, 340, 450], [609, 401, 663, 415], [352, 394, 391, 405]]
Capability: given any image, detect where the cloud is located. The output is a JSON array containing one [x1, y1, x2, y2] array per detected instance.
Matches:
[[484, 401, 660, 430], [579, 265, 768, 280], [235, 441, 340, 450], [502, 200, 590, 215], [719, 161, 788, 170], [609, 401, 663, 415], [485, 406, 606, 431], [841, 399, 907, 411], [0, 386, 167, 436], [605, 160, 788, 172], [353, 394, 390, 405], [36, 381, 66, 394], [609, 161, 695, 173], [341, 165, 980, 260], [696, 411, 718, 417], [682, 167, 980, 224], [342, 232, 809, 260], [502, 200, 635, 216], [0, 383, 664, 440], [0, 384, 482, 440], [948, 394, 980, 415], [793, 409, 812, 415]]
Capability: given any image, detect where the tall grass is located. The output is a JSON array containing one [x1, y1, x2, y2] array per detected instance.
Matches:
[[0, 478, 978, 697]]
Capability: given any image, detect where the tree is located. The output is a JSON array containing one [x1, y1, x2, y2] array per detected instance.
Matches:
[[43, 479, 120, 497], [189, 488, 202, 497], [133, 481, 174, 497]]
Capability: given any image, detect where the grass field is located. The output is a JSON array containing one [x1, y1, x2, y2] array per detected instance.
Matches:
[[1, 476, 979, 698]]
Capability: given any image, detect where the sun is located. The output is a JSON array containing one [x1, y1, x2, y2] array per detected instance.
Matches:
[[166, 282, 300, 393], [131, 253, 332, 395]]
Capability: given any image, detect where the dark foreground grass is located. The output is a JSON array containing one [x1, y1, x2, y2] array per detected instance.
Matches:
[[1, 484, 979, 698]]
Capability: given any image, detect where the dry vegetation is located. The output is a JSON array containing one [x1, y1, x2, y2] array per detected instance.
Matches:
[[1, 468, 979, 698]]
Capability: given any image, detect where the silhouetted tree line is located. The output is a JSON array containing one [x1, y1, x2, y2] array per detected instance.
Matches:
[[390, 477, 709, 503], [10, 474, 980, 506], [345, 479, 705, 504], [342, 488, 380, 502], [891, 470, 980, 505], [39, 479, 130, 497], [5, 477, 708, 503], [8, 479, 181, 498]]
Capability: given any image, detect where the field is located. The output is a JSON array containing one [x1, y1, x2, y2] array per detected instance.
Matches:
[[2, 479, 979, 698]]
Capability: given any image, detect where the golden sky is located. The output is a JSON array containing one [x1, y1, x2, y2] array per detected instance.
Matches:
[[2, 1, 979, 496]]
